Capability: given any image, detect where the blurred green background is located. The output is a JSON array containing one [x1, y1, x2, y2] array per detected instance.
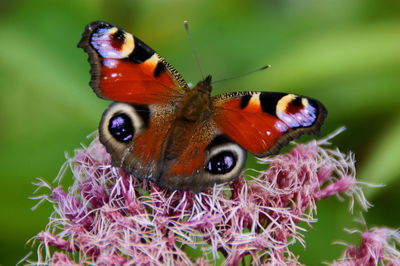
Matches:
[[0, 0, 399, 264]]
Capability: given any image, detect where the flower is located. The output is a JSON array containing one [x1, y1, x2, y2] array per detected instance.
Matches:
[[27, 130, 371, 264], [331, 225, 400, 265]]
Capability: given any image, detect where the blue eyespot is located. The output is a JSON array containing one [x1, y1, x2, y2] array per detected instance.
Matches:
[[206, 151, 236, 175], [108, 113, 134, 142]]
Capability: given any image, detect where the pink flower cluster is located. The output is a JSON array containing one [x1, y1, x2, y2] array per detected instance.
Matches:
[[331, 226, 400, 265], [27, 131, 389, 265]]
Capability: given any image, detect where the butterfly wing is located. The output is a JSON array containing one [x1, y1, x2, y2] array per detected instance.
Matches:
[[78, 21, 189, 105], [212, 92, 327, 157], [99, 102, 177, 180]]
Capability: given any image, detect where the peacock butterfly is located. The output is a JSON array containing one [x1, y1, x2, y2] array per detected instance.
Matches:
[[78, 21, 327, 192]]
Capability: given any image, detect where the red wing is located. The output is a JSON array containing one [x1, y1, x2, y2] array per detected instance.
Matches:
[[212, 92, 327, 157], [78, 21, 189, 105]]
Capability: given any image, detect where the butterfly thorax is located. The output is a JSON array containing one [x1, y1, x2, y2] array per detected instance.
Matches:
[[177, 75, 213, 122], [164, 76, 214, 161]]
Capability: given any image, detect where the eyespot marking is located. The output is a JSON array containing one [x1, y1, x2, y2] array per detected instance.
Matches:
[[276, 94, 297, 114], [204, 140, 246, 183], [108, 113, 134, 143], [91, 26, 134, 58], [206, 151, 236, 175], [276, 94, 317, 128]]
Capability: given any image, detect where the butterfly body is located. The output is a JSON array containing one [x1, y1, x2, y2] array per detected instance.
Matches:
[[79, 21, 327, 192]]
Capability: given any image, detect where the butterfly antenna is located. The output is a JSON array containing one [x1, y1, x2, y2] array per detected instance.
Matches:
[[212, 65, 272, 84], [184, 20, 204, 80]]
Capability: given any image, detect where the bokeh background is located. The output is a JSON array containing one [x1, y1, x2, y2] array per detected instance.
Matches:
[[1, 0, 399, 264]]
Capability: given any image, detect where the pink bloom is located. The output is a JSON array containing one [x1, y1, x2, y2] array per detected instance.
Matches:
[[26, 130, 370, 264], [331, 226, 400, 265]]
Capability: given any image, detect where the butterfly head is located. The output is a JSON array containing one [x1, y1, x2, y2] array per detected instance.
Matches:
[[195, 75, 213, 94]]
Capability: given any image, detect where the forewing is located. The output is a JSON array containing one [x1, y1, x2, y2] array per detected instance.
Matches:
[[212, 92, 327, 157], [78, 21, 189, 105]]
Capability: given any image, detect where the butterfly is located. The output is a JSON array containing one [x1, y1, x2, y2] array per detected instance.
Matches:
[[78, 21, 327, 192]]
